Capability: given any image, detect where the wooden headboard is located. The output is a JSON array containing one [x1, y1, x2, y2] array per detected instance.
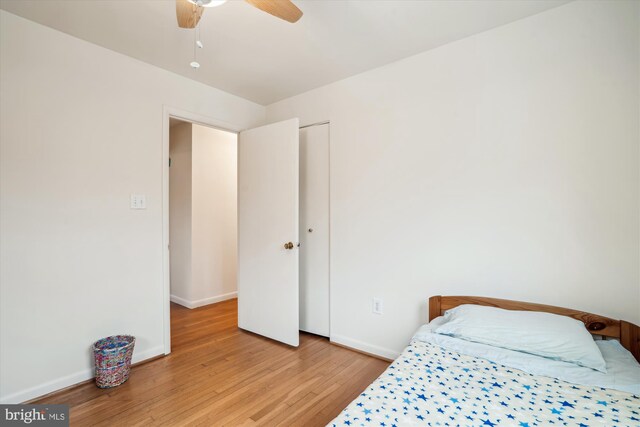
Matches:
[[428, 295, 640, 363]]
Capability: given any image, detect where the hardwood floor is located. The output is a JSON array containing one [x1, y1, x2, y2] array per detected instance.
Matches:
[[33, 299, 390, 426]]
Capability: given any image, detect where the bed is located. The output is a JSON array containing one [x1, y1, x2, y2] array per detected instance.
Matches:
[[329, 296, 640, 426]]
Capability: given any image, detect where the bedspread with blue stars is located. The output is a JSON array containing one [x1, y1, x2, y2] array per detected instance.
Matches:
[[328, 340, 640, 426]]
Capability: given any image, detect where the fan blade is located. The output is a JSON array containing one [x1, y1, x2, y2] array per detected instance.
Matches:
[[176, 0, 204, 29], [244, 0, 303, 23]]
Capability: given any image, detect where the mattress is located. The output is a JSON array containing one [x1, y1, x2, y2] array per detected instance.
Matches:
[[328, 334, 640, 426]]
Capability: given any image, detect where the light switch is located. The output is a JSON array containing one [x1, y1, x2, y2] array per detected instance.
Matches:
[[372, 297, 383, 315], [130, 194, 147, 210]]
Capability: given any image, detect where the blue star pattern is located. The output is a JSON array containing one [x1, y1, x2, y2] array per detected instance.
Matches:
[[328, 340, 640, 426]]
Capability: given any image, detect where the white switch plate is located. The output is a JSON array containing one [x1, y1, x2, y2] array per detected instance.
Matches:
[[372, 297, 383, 315], [130, 194, 147, 210]]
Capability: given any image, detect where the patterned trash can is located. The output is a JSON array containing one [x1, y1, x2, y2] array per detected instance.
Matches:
[[92, 335, 136, 388]]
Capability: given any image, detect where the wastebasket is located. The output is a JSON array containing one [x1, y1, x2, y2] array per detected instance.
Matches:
[[92, 335, 136, 388]]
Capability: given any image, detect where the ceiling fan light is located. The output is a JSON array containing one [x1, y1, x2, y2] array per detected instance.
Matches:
[[190, 61, 201, 69], [187, 0, 227, 7]]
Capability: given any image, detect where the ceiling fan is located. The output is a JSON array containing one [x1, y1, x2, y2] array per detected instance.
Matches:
[[176, 0, 303, 29]]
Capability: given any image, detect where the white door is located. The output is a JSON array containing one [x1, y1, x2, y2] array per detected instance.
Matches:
[[299, 123, 330, 337], [238, 118, 300, 347]]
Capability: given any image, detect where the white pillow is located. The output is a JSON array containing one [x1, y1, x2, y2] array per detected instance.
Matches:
[[596, 340, 640, 393], [434, 304, 607, 372]]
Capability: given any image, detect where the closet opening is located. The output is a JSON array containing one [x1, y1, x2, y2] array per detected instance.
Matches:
[[299, 122, 330, 338]]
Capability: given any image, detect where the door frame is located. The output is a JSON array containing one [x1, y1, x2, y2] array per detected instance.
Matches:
[[161, 106, 243, 355]]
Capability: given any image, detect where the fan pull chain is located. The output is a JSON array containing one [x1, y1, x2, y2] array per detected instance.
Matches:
[[196, 24, 203, 49], [190, 4, 200, 69]]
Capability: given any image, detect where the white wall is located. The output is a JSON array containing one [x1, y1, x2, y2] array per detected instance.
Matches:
[[169, 122, 193, 302], [191, 125, 238, 305], [0, 10, 264, 403], [267, 0, 640, 359]]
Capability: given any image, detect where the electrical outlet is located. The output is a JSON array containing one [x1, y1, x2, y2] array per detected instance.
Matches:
[[372, 297, 383, 315]]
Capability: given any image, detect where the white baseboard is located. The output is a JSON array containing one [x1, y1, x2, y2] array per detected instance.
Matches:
[[169, 294, 194, 308], [0, 346, 164, 404], [170, 291, 237, 309], [330, 334, 400, 361]]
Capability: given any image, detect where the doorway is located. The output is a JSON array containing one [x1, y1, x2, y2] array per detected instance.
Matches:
[[168, 118, 238, 312], [162, 106, 240, 354]]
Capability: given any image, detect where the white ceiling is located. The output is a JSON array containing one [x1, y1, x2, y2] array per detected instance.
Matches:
[[0, 0, 569, 105]]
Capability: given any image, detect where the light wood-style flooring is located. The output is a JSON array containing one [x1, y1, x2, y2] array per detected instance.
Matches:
[[33, 299, 389, 426]]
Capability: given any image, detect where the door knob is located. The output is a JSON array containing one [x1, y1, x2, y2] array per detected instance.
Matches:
[[284, 242, 294, 250], [308, 228, 313, 233]]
